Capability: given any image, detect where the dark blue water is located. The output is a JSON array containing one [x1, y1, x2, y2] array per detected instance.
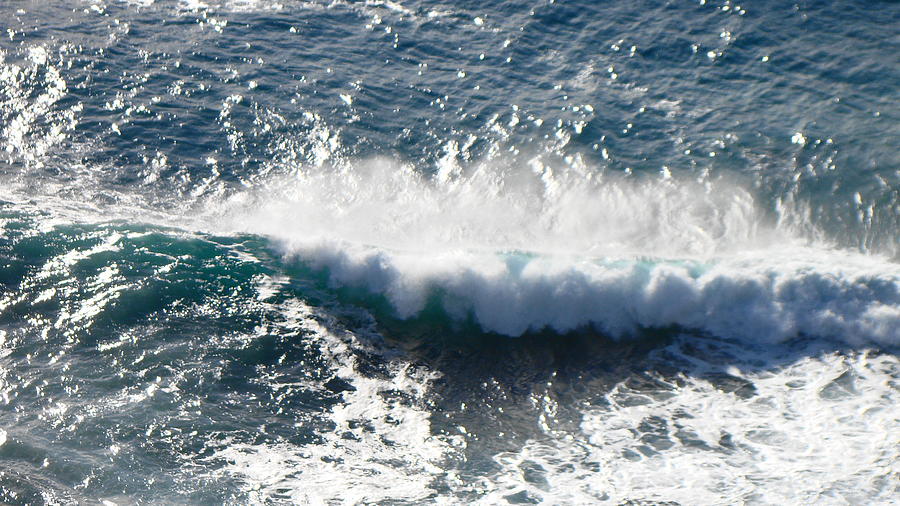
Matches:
[[0, 1, 898, 504]]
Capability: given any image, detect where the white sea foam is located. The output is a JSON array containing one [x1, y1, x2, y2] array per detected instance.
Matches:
[[206, 280, 900, 505], [214, 158, 900, 346], [209, 297, 464, 504], [473, 341, 900, 505]]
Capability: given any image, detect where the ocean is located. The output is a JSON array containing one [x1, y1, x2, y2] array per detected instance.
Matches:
[[0, 0, 897, 504]]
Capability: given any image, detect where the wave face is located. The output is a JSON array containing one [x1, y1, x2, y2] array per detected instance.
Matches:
[[0, 0, 898, 504]]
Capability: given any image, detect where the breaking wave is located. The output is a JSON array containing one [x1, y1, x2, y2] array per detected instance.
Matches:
[[211, 158, 900, 345]]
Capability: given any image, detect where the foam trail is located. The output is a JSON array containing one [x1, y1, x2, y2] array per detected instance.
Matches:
[[208, 298, 463, 504], [213, 158, 900, 345]]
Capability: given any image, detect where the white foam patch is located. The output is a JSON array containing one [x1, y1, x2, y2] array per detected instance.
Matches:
[[474, 343, 900, 505], [209, 299, 464, 504], [213, 158, 900, 345]]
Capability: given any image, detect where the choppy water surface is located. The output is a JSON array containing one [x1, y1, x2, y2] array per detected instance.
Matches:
[[0, 0, 898, 504]]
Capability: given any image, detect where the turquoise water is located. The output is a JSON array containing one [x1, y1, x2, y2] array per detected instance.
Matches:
[[0, 1, 898, 503]]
